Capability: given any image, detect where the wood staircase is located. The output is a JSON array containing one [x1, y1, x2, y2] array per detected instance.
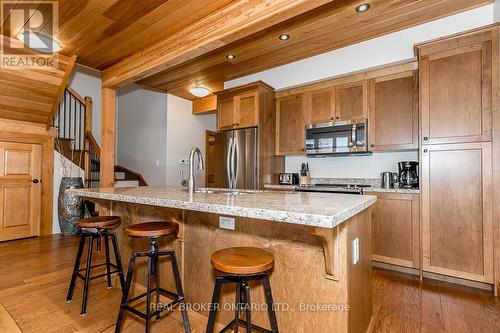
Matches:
[[53, 87, 148, 189]]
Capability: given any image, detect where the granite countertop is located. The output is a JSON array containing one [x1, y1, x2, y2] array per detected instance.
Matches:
[[69, 186, 377, 229]]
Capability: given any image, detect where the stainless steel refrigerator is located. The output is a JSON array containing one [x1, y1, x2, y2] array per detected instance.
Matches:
[[214, 128, 258, 190]]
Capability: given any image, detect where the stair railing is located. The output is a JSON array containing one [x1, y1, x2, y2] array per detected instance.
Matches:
[[53, 87, 99, 187]]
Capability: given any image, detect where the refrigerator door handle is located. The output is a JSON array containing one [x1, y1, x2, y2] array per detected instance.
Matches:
[[230, 136, 237, 188], [227, 137, 233, 188], [233, 135, 238, 188]]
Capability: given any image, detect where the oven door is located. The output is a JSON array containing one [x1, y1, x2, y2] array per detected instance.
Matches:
[[305, 119, 368, 156]]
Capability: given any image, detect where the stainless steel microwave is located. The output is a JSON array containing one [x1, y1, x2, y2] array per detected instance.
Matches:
[[305, 119, 370, 156]]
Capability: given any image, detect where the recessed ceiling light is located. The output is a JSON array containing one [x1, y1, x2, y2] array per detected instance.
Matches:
[[17, 31, 62, 53], [226, 54, 236, 60], [278, 34, 290, 41], [356, 3, 370, 13], [189, 86, 211, 98]]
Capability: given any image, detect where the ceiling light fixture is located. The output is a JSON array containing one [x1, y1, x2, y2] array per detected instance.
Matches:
[[17, 31, 62, 53], [226, 54, 236, 59], [189, 86, 211, 98], [278, 34, 290, 41], [356, 3, 370, 13]]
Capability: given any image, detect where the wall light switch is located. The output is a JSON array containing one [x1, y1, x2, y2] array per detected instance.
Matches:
[[352, 238, 359, 265], [219, 216, 235, 230]]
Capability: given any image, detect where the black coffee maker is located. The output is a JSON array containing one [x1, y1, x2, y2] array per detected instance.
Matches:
[[398, 161, 419, 188]]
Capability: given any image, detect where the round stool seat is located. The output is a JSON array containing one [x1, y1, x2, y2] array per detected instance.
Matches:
[[77, 216, 121, 228], [126, 221, 178, 238], [211, 247, 274, 275]]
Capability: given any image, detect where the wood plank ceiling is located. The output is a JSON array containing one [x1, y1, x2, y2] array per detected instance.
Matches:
[[0, 0, 494, 101]]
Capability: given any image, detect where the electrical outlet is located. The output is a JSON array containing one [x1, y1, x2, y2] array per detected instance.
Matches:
[[352, 238, 359, 265], [219, 216, 235, 230]]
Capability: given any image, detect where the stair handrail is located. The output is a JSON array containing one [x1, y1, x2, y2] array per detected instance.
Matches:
[[84, 131, 100, 157]]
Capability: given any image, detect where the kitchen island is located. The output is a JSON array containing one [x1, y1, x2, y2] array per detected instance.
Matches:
[[71, 187, 376, 332]]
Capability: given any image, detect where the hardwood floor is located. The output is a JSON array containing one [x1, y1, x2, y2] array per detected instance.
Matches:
[[0, 235, 499, 332]]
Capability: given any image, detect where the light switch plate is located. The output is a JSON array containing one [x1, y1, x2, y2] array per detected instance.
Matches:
[[219, 216, 235, 230], [352, 238, 359, 265]]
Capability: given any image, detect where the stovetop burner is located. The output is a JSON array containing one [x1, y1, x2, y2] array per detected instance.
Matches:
[[295, 183, 371, 194]]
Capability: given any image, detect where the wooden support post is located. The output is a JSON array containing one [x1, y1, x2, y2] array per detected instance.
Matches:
[[100, 88, 116, 188]]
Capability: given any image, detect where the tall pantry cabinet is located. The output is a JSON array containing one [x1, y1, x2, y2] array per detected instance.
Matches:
[[415, 25, 499, 285]]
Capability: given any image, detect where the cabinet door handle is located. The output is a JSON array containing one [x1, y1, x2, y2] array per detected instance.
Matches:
[[370, 144, 375, 148], [301, 147, 306, 152], [330, 117, 334, 121], [423, 149, 428, 153], [423, 137, 429, 141], [336, 116, 340, 120]]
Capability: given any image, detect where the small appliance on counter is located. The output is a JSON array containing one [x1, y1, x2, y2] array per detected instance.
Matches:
[[381, 172, 399, 189], [279, 173, 299, 185], [398, 161, 419, 188], [299, 163, 311, 187]]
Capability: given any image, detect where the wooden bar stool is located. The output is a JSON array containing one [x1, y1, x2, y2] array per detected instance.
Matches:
[[206, 247, 279, 333], [114, 221, 191, 333], [66, 216, 126, 316]]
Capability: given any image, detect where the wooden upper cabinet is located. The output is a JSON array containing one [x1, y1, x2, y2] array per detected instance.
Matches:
[[417, 30, 493, 144], [217, 96, 236, 130], [370, 193, 420, 269], [216, 89, 259, 131], [421, 142, 493, 283], [368, 70, 418, 151], [335, 80, 368, 121], [237, 91, 259, 128], [276, 93, 307, 155], [307, 88, 335, 124]]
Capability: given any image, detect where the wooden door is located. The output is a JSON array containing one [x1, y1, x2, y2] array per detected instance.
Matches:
[[307, 88, 335, 124], [369, 71, 418, 151], [217, 96, 235, 130], [235, 91, 258, 129], [335, 80, 368, 120], [276, 93, 307, 155], [371, 193, 420, 269], [421, 142, 493, 283], [419, 41, 492, 144], [0, 142, 42, 242]]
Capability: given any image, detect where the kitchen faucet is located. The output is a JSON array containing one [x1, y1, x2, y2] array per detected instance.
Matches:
[[187, 147, 204, 193]]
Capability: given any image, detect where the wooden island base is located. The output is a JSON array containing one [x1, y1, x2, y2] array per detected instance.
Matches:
[[93, 199, 373, 333]]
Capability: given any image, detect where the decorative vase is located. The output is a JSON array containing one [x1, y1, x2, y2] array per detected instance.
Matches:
[[58, 177, 84, 236]]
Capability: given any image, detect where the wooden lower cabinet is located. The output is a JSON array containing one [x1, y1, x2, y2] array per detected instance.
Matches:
[[370, 192, 420, 269], [421, 142, 494, 283]]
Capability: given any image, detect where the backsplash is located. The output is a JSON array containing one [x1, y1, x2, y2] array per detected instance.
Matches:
[[285, 151, 419, 178]]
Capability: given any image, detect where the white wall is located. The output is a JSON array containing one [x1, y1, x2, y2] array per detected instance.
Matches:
[[116, 85, 168, 186], [495, 0, 500, 22], [225, 4, 496, 179], [166, 94, 217, 186], [287, 152, 418, 179], [68, 65, 102, 144]]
